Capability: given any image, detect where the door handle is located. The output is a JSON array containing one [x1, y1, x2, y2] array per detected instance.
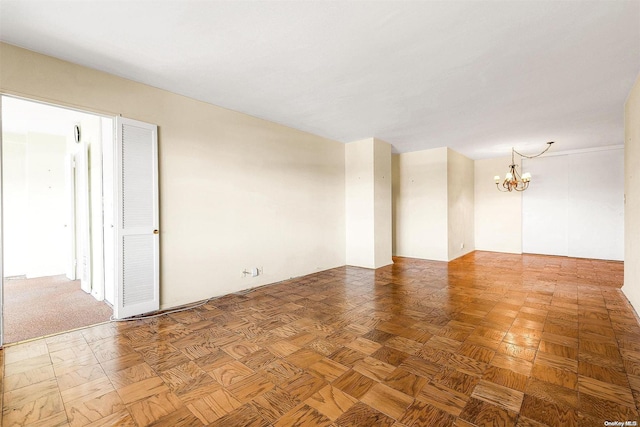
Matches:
[[153, 230, 159, 235]]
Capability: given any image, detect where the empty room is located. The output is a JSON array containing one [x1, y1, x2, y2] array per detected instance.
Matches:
[[1, 1, 639, 427]]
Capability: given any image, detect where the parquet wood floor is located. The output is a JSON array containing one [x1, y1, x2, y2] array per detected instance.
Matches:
[[2, 252, 639, 426]]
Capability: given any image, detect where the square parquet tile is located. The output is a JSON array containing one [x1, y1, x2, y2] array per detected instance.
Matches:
[[2, 253, 637, 426]]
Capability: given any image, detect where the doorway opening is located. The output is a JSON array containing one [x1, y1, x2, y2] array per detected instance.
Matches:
[[1, 96, 114, 343]]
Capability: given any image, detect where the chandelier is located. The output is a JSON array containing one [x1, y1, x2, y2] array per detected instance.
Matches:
[[494, 142, 554, 192]]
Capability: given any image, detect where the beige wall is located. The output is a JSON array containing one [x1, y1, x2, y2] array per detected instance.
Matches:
[[0, 43, 346, 309], [474, 156, 522, 254], [373, 139, 392, 268], [447, 148, 474, 260], [392, 147, 474, 262], [345, 138, 392, 268], [345, 139, 374, 267], [26, 133, 67, 279], [2, 132, 68, 278], [2, 132, 28, 276], [392, 147, 449, 261], [624, 73, 640, 312]]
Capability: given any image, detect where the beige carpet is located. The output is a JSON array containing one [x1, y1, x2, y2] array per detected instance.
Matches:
[[3, 274, 112, 343]]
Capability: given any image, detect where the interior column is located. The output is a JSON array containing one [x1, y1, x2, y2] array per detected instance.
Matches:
[[345, 137, 392, 268]]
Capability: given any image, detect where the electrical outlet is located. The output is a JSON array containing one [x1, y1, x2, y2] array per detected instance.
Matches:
[[460, 243, 464, 249], [243, 267, 263, 277]]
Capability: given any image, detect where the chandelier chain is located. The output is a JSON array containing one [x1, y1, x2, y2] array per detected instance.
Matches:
[[513, 141, 554, 159]]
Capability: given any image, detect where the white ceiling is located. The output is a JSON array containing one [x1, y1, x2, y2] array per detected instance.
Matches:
[[1, 1, 638, 159]]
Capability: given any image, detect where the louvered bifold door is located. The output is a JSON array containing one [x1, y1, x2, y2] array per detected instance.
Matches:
[[114, 117, 159, 319]]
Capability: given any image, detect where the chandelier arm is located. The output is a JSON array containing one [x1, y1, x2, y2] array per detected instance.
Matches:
[[513, 141, 554, 159], [513, 164, 522, 179]]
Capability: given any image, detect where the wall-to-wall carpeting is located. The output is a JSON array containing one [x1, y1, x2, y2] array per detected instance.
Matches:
[[3, 274, 112, 343]]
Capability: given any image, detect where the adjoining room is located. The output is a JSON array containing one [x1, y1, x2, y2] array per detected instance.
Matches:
[[2, 96, 114, 343]]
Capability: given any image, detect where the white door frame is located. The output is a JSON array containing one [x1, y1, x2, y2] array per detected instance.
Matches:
[[102, 118, 116, 306], [89, 119, 106, 302], [76, 139, 92, 293], [1, 96, 5, 347], [65, 154, 77, 281]]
